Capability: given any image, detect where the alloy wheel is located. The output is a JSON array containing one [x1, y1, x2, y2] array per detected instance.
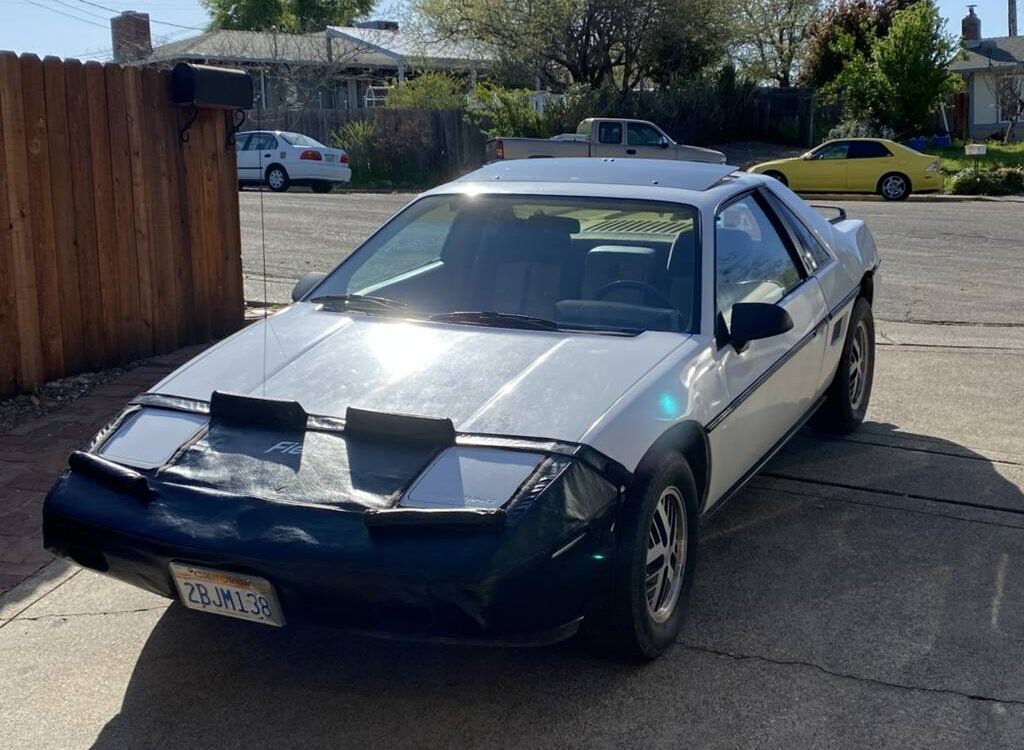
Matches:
[[848, 319, 869, 411], [881, 175, 906, 199], [268, 169, 285, 190], [645, 486, 687, 624]]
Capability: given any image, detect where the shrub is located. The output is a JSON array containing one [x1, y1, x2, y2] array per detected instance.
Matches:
[[467, 84, 549, 138], [331, 119, 375, 180], [948, 167, 1024, 195], [827, 120, 895, 140], [384, 72, 467, 110]]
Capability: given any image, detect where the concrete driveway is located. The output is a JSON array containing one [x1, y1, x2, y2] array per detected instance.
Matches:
[[2, 196, 1022, 749]]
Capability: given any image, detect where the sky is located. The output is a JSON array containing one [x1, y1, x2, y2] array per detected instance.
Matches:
[[1, 0, 1019, 62]]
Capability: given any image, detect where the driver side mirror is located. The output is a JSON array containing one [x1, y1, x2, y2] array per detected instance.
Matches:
[[659, 136, 670, 149], [292, 271, 327, 302], [728, 302, 794, 351]]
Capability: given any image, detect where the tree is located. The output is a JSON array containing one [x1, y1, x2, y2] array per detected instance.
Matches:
[[829, 0, 960, 135], [994, 71, 1024, 142], [800, 0, 916, 88], [201, 0, 373, 32], [733, 0, 821, 87], [412, 0, 730, 93]]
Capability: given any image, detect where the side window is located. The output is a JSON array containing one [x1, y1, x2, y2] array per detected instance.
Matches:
[[249, 133, 277, 151], [627, 123, 663, 146], [598, 122, 622, 144], [813, 142, 849, 160], [847, 141, 891, 158], [715, 195, 803, 327], [235, 133, 251, 151], [346, 200, 458, 294], [762, 192, 833, 272]]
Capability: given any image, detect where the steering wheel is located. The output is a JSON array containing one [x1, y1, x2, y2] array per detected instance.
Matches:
[[593, 280, 676, 310]]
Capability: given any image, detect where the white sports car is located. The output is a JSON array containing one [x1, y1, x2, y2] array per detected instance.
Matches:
[[44, 159, 879, 659]]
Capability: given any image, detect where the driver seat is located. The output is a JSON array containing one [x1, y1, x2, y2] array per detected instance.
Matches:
[[581, 246, 659, 305]]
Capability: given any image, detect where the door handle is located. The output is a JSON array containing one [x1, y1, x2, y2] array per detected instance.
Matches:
[[626, 148, 637, 155], [264, 153, 272, 158]]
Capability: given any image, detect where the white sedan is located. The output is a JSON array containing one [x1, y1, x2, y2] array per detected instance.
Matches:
[[236, 130, 351, 193], [45, 159, 879, 659]]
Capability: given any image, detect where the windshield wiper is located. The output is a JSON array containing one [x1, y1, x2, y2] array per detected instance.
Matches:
[[428, 310, 560, 331], [310, 294, 409, 314]]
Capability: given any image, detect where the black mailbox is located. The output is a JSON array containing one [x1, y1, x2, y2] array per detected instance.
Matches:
[[171, 63, 253, 109]]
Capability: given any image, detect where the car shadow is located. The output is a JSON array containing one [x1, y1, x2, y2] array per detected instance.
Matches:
[[89, 421, 1024, 749]]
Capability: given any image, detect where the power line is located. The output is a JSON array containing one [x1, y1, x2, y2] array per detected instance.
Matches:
[[68, 0, 205, 29], [44, 0, 108, 21], [18, 0, 107, 28]]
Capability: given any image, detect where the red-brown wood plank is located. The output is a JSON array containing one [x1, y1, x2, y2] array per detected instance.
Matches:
[[180, 108, 213, 343], [0, 70, 19, 396], [123, 65, 155, 357], [215, 110, 245, 334], [63, 58, 105, 370], [42, 56, 84, 375], [0, 51, 45, 390], [20, 53, 64, 380], [141, 67, 179, 353], [85, 61, 121, 366], [103, 62, 141, 362]]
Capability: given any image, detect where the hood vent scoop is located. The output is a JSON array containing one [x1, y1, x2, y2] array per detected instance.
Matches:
[[209, 391, 309, 431], [345, 407, 456, 447]]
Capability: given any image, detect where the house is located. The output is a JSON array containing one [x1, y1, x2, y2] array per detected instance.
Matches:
[[110, 13, 491, 110], [950, 7, 1024, 139]]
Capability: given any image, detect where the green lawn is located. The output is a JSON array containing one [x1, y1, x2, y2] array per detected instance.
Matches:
[[925, 142, 1024, 172]]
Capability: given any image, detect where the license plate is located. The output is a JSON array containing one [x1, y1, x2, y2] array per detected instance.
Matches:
[[170, 563, 284, 627], [325, 154, 336, 162]]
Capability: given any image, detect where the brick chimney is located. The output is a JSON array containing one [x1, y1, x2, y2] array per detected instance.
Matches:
[[111, 11, 152, 63], [962, 6, 981, 46]]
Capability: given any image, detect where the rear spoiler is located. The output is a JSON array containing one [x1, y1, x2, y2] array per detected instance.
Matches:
[[810, 204, 848, 224]]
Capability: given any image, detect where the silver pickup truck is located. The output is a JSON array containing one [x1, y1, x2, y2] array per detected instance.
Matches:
[[487, 118, 726, 164]]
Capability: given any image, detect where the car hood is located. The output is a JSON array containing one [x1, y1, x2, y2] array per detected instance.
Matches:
[[750, 157, 800, 171], [151, 304, 692, 445]]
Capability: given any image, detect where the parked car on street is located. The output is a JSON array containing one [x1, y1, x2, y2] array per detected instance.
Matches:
[[236, 130, 351, 193], [487, 118, 726, 164], [44, 158, 879, 659], [748, 138, 942, 200]]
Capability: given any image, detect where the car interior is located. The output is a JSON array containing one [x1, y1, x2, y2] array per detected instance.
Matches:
[[324, 196, 702, 335]]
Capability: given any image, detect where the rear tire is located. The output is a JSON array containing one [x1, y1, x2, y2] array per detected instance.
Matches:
[[266, 165, 290, 192], [879, 172, 910, 201], [584, 453, 698, 660], [764, 170, 788, 187], [311, 181, 333, 194], [812, 297, 875, 434]]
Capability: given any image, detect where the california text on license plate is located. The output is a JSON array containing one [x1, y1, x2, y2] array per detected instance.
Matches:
[[170, 563, 285, 627]]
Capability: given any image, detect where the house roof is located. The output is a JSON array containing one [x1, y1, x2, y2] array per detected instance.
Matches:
[[146, 27, 490, 69], [951, 36, 1024, 73]]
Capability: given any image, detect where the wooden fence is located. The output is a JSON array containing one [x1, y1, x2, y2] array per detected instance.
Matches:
[[0, 52, 244, 398]]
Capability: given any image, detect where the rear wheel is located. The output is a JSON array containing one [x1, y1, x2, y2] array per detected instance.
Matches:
[[584, 453, 698, 659], [812, 297, 875, 433], [879, 172, 910, 201], [266, 165, 290, 192], [311, 181, 333, 194], [764, 170, 788, 187]]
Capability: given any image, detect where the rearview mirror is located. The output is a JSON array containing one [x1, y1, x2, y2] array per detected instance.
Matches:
[[292, 271, 327, 302], [728, 302, 794, 351]]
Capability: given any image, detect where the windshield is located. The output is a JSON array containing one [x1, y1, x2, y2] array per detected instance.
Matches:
[[313, 194, 701, 334], [280, 132, 325, 148]]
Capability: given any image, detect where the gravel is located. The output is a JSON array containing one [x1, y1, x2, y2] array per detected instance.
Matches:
[[0, 366, 138, 436]]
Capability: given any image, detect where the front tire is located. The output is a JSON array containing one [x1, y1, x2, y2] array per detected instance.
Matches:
[[879, 172, 910, 201], [584, 454, 698, 659], [764, 170, 788, 187], [311, 181, 333, 194], [266, 165, 290, 192], [812, 296, 875, 433]]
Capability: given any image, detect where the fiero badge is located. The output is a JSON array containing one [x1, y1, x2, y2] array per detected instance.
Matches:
[[265, 441, 303, 455]]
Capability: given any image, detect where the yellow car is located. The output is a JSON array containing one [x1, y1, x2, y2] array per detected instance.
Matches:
[[748, 138, 942, 200]]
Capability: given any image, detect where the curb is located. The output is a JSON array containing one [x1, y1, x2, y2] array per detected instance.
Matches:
[[799, 193, 1024, 203]]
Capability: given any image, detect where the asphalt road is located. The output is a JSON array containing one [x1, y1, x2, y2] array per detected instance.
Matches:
[[2, 193, 1023, 749]]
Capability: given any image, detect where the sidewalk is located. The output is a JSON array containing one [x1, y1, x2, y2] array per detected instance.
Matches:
[[0, 346, 209, 595]]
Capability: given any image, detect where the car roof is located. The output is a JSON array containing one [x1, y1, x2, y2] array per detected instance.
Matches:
[[455, 159, 738, 192]]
